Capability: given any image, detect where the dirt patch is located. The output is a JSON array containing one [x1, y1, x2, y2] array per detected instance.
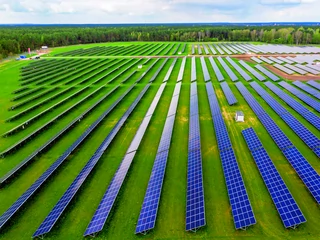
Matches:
[[264, 64, 320, 81]]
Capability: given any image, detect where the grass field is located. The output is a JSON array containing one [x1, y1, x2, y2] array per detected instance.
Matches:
[[0, 42, 319, 240]]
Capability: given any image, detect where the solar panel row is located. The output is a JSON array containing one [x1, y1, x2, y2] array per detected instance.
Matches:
[[135, 82, 182, 234], [220, 82, 238, 105], [198, 44, 202, 55], [268, 57, 284, 64], [250, 82, 320, 157], [205, 82, 256, 230], [192, 45, 195, 55], [191, 56, 197, 82], [251, 57, 263, 64], [214, 45, 225, 55], [186, 81, 206, 232], [225, 57, 252, 81], [277, 57, 294, 64], [163, 58, 178, 82], [209, 44, 217, 55], [307, 80, 320, 91], [284, 64, 307, 75], [273, 64, 295, 75], [292, 81, 320, 100], [150, 58, 169, 82], [255, 65, 280, 81], [260, 57, 274, 64], [217, 57, 238, 82], [203, 44, 210, 55], [200, 57, 210, 81], [83, 83, 167, 237], [238, 60, 266, 81], [208, 57, 224, 82], [0, 81, 141, 231], [265, 82, 320, 131], [177, 57, 186, 82], [278, 81, 320, 112], [235, 82, 320, 205], [295, 64, 320, 75], [242, 127, 306, 229], [219, 44, 232, 55]]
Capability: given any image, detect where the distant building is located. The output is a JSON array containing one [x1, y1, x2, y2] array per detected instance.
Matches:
[[235, 111, 244, 122], [40, 46, 49, 53]]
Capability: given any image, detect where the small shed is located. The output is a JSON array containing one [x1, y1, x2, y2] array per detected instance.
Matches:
[[235, 111, 244, 122], [40, 46, 49, 53], [138, 64, 143, 69]]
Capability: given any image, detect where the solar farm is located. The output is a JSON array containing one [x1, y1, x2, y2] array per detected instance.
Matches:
[[0, 42, 319, 240]]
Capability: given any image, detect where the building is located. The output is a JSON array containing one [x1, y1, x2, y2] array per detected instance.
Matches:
[[235, 111, 244, 122], [40, 46, 49, 53]]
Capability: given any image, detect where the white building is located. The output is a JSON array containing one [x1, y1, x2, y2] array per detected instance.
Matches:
[[235, 111, 244, 122]]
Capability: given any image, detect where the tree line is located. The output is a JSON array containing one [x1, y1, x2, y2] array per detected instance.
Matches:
[[1, 25, 320, 59]]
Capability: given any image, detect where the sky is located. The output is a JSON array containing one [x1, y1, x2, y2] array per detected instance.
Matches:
[[0, 0, 319, 24]]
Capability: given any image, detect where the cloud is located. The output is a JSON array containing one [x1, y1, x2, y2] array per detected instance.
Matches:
[[0, 0, 319, 23]]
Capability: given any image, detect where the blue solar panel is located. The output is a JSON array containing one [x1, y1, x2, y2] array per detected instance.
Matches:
[[242, 127, 306, 229], [250, 82, 320, 157], [236, 82, 320, 205], [251, 57, 263, 64], [278, 81, 320, 112], [295, 64, 320, 75], [273, 64, 295, 75], [284, 64, 307, 75], [260, 57, 274, 64], [149, 58, 168, 82], [0, 82, 139, 232], [203, 44, 210, 55], [208, 57, 224, 82], [33, 83, 155, 238], [177, 57, 186, 82], [220, 82, 238, 105], [209, 45, 217, 55], [265, 82, 320, 131], [217, 57, 238, 82], [191, 57, 197, 82], [225, 57, 252, 81], [205, 82, 256, 230], [83, 83, 166, 237], [292, 81, 320, 100], [198, 44, 202, 55], [163, 58, 177, 82], [214, 44, 225, 54], [307, 80, 320, 91], [200, 57, 210, 81], [238, 60, 266, 81], [191, 45, 195, 55], [255, 65, 280, 81]]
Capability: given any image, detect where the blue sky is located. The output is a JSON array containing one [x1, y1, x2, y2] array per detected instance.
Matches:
[[0, 0, 319, 24]]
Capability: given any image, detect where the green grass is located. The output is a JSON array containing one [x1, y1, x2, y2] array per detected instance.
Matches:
[[0, 44, 319, 240]]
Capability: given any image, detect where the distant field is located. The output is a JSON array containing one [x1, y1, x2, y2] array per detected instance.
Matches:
[[0, 42, 319, 240]]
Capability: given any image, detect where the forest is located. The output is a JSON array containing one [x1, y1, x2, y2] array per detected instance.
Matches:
[[1, 25, 320, 59]]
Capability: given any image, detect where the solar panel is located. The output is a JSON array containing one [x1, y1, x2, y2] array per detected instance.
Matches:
[[278, 81, 320, 112], [260, 57, 274, 64], [238, 60, 266, 81], [219, 44, 232, 55], [284, 64, 307, 75], [208, 57, 224, 81], [33, 83, 157, 238], [250, 82, 320, 157], [307, 80, 320, 91], [136, 82, 181, 234], [186, 81, 206, 232], [205, 82, 256, 230], [209, 44, 217, 55], [265, 81, 320, 131], [268, 57, 284, 64], [225, 57, 252, 81], [292, 81, 320, 100], [83, 83, 166, 237], [220, 82, 238, 105], [255, 65, 280, 81], [235, 82, 320, 205], [214, 44, 225, 54], [277, 57, 294, 64], [192, 45, 195, 55], [191, 56, 197, 82], [200, 57, 210, 81], [217, 57, 238, 82], [177, 57, 186, 82], [242, 128, 306, 229], [181, 43, 187, 53], [273, 64, 295, 75], [203, 44, 210, 55], [294, 64, 320, 75], [163, 58, 177, 82], [149, 58, 169, 82], [0, 82, 140, 231], [251, 57, 263, 64]]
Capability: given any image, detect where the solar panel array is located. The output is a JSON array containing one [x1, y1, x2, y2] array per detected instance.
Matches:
[[200, 57, 210, 81], [225, 57, 252, 81], [269, 57, 284, 64], [238, 60, 266, 81], [260, 57, 274, 64], [235, 82, 320, 205], [198, 44, 202, 55], [209, 44, 217, 55], [205, 82, 256, 230], [135, 82, 182, 234], [265, 82, 320, 131], [84, 83, 167, 237], [284, 64, 307, 75], [295, 64, 320, 75], [192, 45, 195, 55], [273, 64, 295, 75], [217, 57, 238, 82], [292, 81, 320, 100], [177, 57, 186, 82], [208, 57, 224, 82], [277, 57, 294, 64], [163, 58, 177, 82], [191, 56, 197, 82], [214, 45, 225, 55], [250, 82, 320, 158], [251, 57, 263, 64], [278, 81, 320, 112], [219, 44, 232, 55], [307, 80, 320, 91], [242, 127, 306, 229], [149, 58, 169, 82], [186, 81, 206, 232], [255, 65, 280, 81], [32, 82, 158, 238], [203, 44, 210, 55], [0, 81, 141, 231], [220, 82, 238, 105]]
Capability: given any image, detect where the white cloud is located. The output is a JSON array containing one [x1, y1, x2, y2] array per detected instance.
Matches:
[[0, 0, 319, 23]]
